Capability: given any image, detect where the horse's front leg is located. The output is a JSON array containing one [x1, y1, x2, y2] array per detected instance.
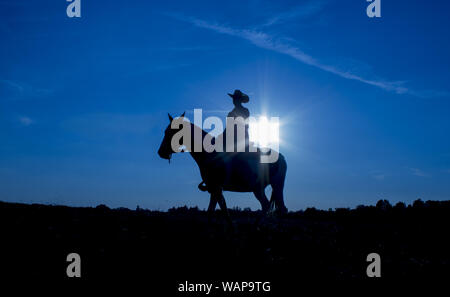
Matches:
[[206, 192, 219, 225], [207, 194, 218, 213], [212, 190, 232, 227]]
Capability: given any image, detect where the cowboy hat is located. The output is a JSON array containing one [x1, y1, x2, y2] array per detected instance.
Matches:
[[228, 89, 249, 103]]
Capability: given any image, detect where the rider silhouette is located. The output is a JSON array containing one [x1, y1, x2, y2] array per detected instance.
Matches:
[[198, 90, 251, 192], [227, 89, 250, 119], [227, 89, 250, 152]]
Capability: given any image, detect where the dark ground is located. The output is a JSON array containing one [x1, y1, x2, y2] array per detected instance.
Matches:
[[1, 199, 449, 291]]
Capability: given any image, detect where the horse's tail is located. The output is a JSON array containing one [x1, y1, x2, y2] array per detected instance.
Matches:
[[269, 153, 288, 214]]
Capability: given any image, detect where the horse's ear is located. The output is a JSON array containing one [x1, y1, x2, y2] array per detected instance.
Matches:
[[168, 113, 174, 122], [180, 111, 185, 118]]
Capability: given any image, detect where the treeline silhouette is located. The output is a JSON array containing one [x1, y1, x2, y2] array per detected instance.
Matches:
[[1, 199, 449, 284]]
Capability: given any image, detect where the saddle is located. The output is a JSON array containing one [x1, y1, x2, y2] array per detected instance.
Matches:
[[197, 147, 272, 192]]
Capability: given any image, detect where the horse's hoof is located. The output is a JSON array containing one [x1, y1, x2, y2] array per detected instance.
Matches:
[[276, 207, 288, 216]]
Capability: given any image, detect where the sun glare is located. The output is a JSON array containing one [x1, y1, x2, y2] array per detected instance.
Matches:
[[249, 116, 279, 148]]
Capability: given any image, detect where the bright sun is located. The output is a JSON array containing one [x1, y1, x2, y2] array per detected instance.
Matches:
[[249, 116, 280, 148]]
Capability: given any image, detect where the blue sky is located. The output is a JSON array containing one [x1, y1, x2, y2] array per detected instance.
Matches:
[[1, 0, 450, 210]]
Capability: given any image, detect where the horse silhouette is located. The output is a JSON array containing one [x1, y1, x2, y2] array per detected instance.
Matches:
[[158, 112, 288, 220]]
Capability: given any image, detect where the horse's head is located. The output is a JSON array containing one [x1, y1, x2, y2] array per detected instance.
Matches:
[[158, 112, 186, 161]]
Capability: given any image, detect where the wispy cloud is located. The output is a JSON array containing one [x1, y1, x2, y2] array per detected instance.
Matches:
[[169, 14, 448, 98], [1, 79, 25, 93], [372, 173, 385, 181], [18, 116, 34, 126], [0, 79, 53, 100], [165, 46, 216, 52], [61, 113, 157, 137], [121, 63, 193, 79], [262, 1, 326, 27], [410, 168, 430, 177]]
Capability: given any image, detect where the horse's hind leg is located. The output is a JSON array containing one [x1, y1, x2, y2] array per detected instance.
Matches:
[[271, 185, 287, 215], [253, 188, 270, 213], [270, 157, 288, 215]]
